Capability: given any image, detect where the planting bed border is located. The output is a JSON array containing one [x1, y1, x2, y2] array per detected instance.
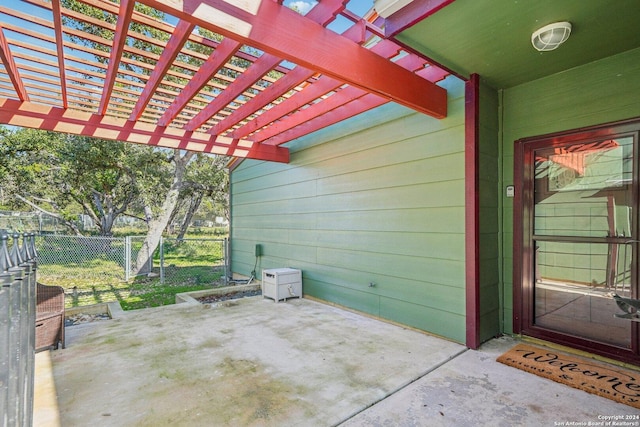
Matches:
[[65, 301, 124, 320], [175, 283, 261, 305]]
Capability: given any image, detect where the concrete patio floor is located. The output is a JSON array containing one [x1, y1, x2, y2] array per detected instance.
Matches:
[[35, 296, 638, 426]]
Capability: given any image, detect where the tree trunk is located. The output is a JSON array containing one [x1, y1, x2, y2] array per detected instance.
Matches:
[[134, 150, 193, 275], [166, 197, 187, 235], [143, 205, 153, 224], [91, 192, 116, 237], [176, 193, 203, 240]]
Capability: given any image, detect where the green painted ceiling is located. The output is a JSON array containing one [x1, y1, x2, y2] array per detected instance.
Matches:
[[395, 0, 640, 89]]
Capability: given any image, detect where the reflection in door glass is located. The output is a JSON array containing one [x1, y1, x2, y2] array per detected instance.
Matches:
[[533, 136, 634, 348], [534, 241, 631, 347], [534, 137, 633, 238]]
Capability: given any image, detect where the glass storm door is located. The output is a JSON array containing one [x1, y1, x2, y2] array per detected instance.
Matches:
[[518, 120, 640, 362]]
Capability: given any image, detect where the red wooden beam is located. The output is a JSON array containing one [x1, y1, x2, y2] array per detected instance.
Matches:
[[253, 43, 425, 144], [217, 20, 369, 138], [210, 64, 315, 137], [0, 26, 29, 101], [254, 63, 450, 148], [304, 0, 348, 24], [255, 86, 371, 143], [464, 73, 480, 350], [157, 37, 241, 127], [255, 66, 446, 147], [188, 0, 350, 133], [261, 93, 386, 146], [383, 0, 456, 37], [418, 65, 450, 83], [231, 76, 344, 140], [51, 0, 68, 108], [98, 0, 135, 115], [129, 19, 195, 121], [230, 38, 401, 140], [141, 0, 447, 119], [0, 98, 289, 162]]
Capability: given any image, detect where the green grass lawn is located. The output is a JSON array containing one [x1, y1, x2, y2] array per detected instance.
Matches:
[[37, 235, 228, 310], [55, 268, 226, 311]]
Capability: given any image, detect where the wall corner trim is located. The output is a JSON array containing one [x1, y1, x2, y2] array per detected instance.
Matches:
[[465, 73, 481, 349]]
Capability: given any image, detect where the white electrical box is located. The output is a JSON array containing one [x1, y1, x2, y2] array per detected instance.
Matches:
[[261, 268, 302, 302]]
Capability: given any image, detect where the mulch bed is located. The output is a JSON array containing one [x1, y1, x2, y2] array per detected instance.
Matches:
[[196, 289, 262, 304], [65, 313, 111, 327]]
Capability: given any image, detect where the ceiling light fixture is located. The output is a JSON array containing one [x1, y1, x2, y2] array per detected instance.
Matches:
[[531, 22, 572, 52]]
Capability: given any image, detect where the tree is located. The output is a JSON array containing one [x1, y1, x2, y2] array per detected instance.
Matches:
[[0, 127, 171, 236], [56, 135, 170, 236], [0, 128, 83, 234], [134, 149, 192, 274], [59, 1, 233, 273], [132, 150, 230, 273], [174, 154, 229, 240]]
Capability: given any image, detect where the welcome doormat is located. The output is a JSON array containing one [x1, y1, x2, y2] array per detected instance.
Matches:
[[497, 343, 640, 409]]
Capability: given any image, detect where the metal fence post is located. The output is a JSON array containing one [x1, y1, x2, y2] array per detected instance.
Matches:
[[20, 233, 32, 264], [9, 233, 24, 268], [0, 271, 14, 427], [159, 236, 164, 285], [15, 264, 29, 427], [29, 233, 38, 260], [125, 236, 131, 282], [0, 234, 11, 273], [224, 238, 229, 286], [21, 245, 36, 427], [7, 266, 24, 426]]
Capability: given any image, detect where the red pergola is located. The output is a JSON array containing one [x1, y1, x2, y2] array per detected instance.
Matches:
[[0, 0, 449, 162]]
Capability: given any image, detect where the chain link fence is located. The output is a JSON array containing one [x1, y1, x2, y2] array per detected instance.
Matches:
[[37, 235, 127, 282], [0, 211, 65, 234], [35, 235, 228, 307]]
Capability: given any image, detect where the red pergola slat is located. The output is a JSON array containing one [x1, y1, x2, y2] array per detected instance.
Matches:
[[130, 19, 195, 121], [383, 0, 457, 37], [0, 0, 451, 163], [141, 0, 448, 119], [51, 0, 68, 108], [233, 39, 403, 141], [157, 37, 241, 127], [216, 20, 370, 139], [261, 93, 387, 146], [254, 86, 370, 143], [185, 0, 355, 133], [98, 0, 135, 115], [0, 26, 29, 101], [254, 44, 435, 145], [209, 63, 314, 138], [185, 52, 282, 132], [0, 97, 288, 162]]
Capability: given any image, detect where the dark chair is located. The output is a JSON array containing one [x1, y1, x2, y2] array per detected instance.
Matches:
[[36, 283, 65, 351]]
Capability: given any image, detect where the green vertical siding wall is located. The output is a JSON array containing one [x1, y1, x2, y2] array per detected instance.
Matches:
[[478, 82, 501, 342], [500, 47, 640, 334], [231, 77, 467, 343]]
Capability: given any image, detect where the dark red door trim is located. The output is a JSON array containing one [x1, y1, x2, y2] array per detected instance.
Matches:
[[513, 117, 640, 364], [465, 73, 480, 349]]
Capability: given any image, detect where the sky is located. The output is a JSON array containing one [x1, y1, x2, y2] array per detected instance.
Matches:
[[287, 0, 318, 15], [284, 0, 375, 34], [285, 0, 374, 16]]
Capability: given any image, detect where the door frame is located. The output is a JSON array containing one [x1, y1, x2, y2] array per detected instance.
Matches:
[[513, 117, 640, 364]]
